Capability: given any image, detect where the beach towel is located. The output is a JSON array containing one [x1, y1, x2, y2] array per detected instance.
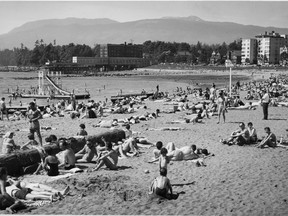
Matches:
[[21, 200, 51, 208]]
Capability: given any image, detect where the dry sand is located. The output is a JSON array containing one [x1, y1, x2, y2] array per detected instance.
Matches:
[[1, 69, 288, 215]]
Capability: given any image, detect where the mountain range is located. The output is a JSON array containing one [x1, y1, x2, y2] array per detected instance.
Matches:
[[1, 16, 288, 49]]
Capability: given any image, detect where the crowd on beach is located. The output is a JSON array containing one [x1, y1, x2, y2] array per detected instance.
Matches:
[[1, 73, 288, 212]]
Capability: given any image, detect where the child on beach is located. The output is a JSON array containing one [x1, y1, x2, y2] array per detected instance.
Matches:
[[21, 133, 39, 150], [152, 141, 163, 159], [159, 148, 170, 170], [77, 124, 88, 136], [149, 168, 173, 198]]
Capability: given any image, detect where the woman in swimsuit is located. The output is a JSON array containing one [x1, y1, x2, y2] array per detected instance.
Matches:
[[34, 147, 59, 176], [216, 91, 226, 124]]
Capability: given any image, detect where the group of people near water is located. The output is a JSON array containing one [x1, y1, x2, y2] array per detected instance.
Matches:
[[1, 73, 288, 212]]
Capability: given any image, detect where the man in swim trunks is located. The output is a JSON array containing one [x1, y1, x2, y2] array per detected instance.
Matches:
[[27, 102, 42, 146], [0, 97, 9, 121], [75, 136, 97, 163], [59, 139, 76, 170], [114, 137, 139, 158], [221, 122, 250, 146], [149, 168, 172, 198], [93, 137, 118, 171], [257, 127, 277, 148]]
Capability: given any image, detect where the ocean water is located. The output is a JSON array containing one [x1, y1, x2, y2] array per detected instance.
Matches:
[[0, 71, 249, 106]]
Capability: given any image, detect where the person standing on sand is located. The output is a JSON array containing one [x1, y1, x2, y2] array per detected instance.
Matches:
[[261, 89, 270, 120], [27, 102, 42, 146], [0, 97, 9, 121], [210, 84, 216, 101], [216, 91, 226, 124]]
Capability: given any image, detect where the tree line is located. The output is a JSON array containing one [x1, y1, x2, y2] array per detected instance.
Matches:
[[0, 39, 243, 66]]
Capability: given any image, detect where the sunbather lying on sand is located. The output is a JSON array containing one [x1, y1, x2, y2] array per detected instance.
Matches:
[[227, 101, 260, 110], [148, 127, 185, 131], [149, 142, 208, 166], [0, 167, 26, 213], [4, 178, 67, 202], [6, 178, 69, 199]]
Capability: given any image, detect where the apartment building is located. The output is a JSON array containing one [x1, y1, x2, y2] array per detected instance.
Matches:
[[255, 31, 288, 64], [241, 38, 257, 64]]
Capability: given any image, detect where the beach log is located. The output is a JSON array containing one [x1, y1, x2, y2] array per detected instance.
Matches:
[[0, 129, 125, 176], [0, 154, 23, 176]]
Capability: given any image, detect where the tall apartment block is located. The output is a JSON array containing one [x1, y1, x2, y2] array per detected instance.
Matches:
[[255, 31, 288, 64], [241, 38, 257, 64]]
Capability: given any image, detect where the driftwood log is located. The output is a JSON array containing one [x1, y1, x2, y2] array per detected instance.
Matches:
[[0, 129, 125, 177]]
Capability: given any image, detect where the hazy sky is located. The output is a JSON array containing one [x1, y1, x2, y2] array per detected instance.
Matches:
[[0, 1, 288, 35]]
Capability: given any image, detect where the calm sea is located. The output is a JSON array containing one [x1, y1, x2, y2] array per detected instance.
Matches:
[[0, 71, 249, 106]]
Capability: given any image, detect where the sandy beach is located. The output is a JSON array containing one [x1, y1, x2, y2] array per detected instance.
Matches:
[[1, 69, 288, 215]]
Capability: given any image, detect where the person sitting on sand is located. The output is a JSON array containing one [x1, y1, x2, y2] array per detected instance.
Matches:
[[149, 168, 173, 198], [58, 139, 76, 170], [247, 122, 258, 143], [123, 124, 133, 139], [75, 136, 97, 163], [257, 127, 277, 148], [0, 167, 26, 213], [113, 137, 139, 158], [1, 131, 20, 154], [221, 122, 250, 146], [21, 133, 39, 150], [93, 137, 118, 171], [77, 123, 88, 136], [34, 146, 59, 176]]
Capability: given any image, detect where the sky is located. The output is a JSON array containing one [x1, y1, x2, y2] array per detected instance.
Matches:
[[0, 1, 288, 35]]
